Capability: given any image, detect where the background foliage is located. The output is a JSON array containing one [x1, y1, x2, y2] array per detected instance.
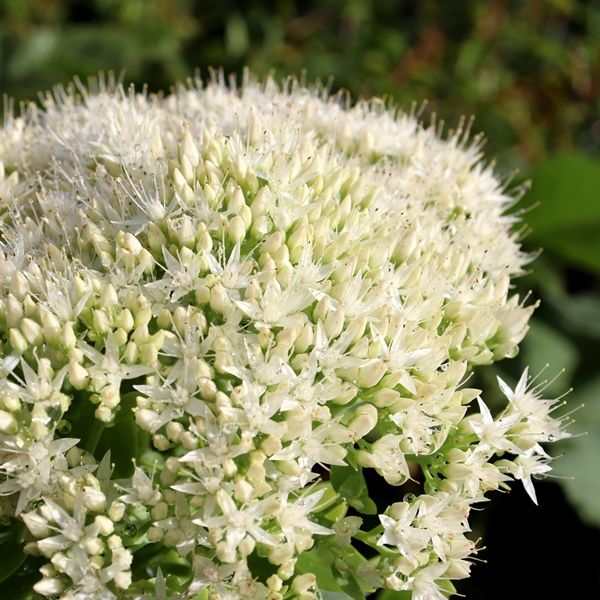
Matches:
[[0, 0, 598, 597]]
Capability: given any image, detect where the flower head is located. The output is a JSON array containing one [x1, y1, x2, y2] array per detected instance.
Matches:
[[0, 73, 568, 598]]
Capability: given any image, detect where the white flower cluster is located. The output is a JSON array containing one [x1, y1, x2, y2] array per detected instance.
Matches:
[[0, 74, 569, 599]]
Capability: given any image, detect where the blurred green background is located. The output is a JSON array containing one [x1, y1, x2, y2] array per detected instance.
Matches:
[[0, 0, 598, 597]]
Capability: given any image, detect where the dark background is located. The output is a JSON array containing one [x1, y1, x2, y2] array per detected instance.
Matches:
[[0, 1, 598, 598]]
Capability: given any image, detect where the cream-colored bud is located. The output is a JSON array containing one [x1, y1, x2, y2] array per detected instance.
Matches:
[[234, 479, 254, 503], [82, 487, 106, 512], [147, 223, 167, 254], [92, 309, 110, 334], [6, 294, 23, 327], [9, 328, 28, 353], [179, 431, 197, 450], [0, 410, 16, 434], [100, 386, 120, 409], [61, 322, 77, 350], [68, 361, 89, 389], [107, 535, 123, 550], [223, 458, 237, 477], [150, 501, 169, 521], [348, 403, 378, 439], [261, 435, 283, 456], [112, 328, 128, 347], [134, 305, 152, 328], [238, 535, 256, 557], [94, 515, 114, 536], [276, 557, 296, 578], [94, 406, 113, 422], [83, 537, 104, 555], [9, 272, 28, 300], [147, 526, 163, 543], [123, 341, 138, 363], [251, 214, 272, 238], [324, 306, 345, 339], [215, 540, 236, 563], [139, 343, 158, 365], [114, 571, 132, 590], [210, 283, 232, 315], [151, 434, 169, 451], [198, 377, 216, 400], [116, 309, 134, 332], [21, 318, 43, 345], [33, 577, 65, 596], [40, 308, 61, 343], [180, 128, 200, 166], [108, 501, 125, 522], [373, 388, 401, 407], [21, 512, 50, 538], [357, 361, 387, 388], [227, 214, 246, 244]]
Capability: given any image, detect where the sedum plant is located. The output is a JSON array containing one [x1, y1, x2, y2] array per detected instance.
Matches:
[[0, 74, 569, 600]]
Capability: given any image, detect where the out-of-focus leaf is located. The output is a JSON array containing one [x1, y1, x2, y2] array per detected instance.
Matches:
[[555, 432, 600, 527], [553, 377, 600, 527], [225, 13, 249, 57], [524, 153, 600, 273], [545, 292, 600, 339], [526, 153, 600, 232], [520, 318, 578, 395]]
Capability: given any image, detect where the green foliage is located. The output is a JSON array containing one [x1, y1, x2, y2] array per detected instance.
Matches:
[[0, 1, 598, 167], [553, 377, 600, 527], [524, 154, 600, 274], [0, 521, 26, 584], [297, 540, 378, 599], [521, 319, 578, 397], [95, 392, 148, 478], [330, 466, 377, 515]]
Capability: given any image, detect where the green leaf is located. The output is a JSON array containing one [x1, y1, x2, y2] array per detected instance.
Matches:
[[311, 482, 340, 513], [520, 318, 578, 395], [333, 564, 367, 600], [95, 392, 146, 477], [545, 292, 600, 339], [324, 501, 348, 522], [554, 432, 600, 527], [330, 466, 377, 515], [0, 522, 26, 584], [523, 153, 600, 273], [321, 592, 355, 600], [297, 548, 342, 593], [376, 591, 411, 599], [299, 542, 375, 599], [0, 556, 41, 600], [553, 377, 600, 527]]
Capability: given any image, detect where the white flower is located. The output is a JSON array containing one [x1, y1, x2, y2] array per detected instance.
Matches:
[[192, 490, 277, 561], [119, 467, 161, 506], [497, 450, 552, 505], [468, 397, 520, 454], [0, 73, 567, 599], [378, 502, 426, 559], [0, 436, 79, 514], [277, 489, 332, 545]]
